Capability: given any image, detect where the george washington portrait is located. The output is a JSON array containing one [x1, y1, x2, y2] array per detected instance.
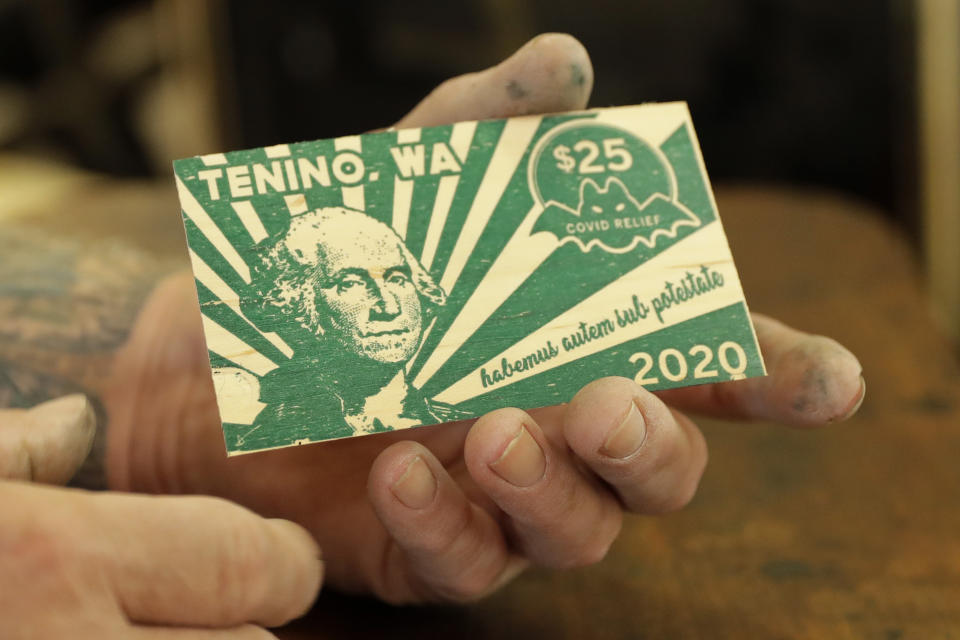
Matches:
[[242, 207, 466, 442]]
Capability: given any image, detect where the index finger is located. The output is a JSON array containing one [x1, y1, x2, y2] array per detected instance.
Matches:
[[88, 491, 322, 628], [655, 314, 865, 427]]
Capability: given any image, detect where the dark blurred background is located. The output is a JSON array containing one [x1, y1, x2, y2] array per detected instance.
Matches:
[[0, 0, 918, 226], [0, 0, 956, 336]]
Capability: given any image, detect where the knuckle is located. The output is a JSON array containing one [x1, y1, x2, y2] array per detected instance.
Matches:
[[418, 498, 475, 557], [646, 459, 705, 514], [556, 535, 615, 569], [0, 489, 107, 619], [540, 491, 623, 569], [208, 500, 274, 623], [435, 570, 498, 603], [3, 514, 74, 574], [2, 489, 88, 568], [392, 502, 506, 604], [634, 425, 706, 515], [570, 508, 622, 568], [579, 538, 615, 566], [651, 481, 699, 514]]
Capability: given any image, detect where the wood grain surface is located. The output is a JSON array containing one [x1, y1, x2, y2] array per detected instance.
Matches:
[[3, 177, 958, 638]]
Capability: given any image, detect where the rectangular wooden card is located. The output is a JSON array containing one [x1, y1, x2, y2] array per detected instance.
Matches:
[[173, 102, 765, 455]]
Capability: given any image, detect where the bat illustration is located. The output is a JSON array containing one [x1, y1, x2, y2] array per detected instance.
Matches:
[[532, 177, 701, 252]]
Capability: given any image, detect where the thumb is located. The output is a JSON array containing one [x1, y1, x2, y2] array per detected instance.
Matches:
[[394, 33, 593, 129], [0, 394, 96, 484]]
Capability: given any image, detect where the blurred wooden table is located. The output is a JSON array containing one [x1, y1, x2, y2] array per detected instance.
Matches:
[[3, 174, 959, 638]]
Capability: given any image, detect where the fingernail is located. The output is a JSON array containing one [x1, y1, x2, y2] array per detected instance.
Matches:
[[601, 400, 647, 459], [24, 394, 97, 485], [390, 456, 437, 509], [490, 425, 545, 487], [30, 394, 95, 432], [838, 375, 867, 421]]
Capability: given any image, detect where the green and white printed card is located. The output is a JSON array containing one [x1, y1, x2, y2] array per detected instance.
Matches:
[[174, 102, 765, 455]]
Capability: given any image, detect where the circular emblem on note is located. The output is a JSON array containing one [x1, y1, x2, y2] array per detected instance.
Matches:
[[528, 121, 698, 253]]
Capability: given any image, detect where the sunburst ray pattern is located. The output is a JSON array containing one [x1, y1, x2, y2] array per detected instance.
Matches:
[[174, 103, 765, 454]]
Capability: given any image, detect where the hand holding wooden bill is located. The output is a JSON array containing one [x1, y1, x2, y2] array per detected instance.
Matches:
[[175, 52, 768, 455], [103, 34, 865, 607]]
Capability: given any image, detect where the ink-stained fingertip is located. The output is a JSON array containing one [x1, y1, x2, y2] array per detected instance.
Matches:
[[834, 375, 866, 422]]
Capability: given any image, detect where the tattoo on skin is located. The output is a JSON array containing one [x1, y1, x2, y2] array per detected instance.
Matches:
[[0, 225, 178, 488]]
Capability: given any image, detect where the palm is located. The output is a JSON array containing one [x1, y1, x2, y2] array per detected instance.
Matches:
[[218, 418, 485, 598], [105, 271, 580, 599], [245, 418, 538, 598], [106, 282, 503, 598]]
